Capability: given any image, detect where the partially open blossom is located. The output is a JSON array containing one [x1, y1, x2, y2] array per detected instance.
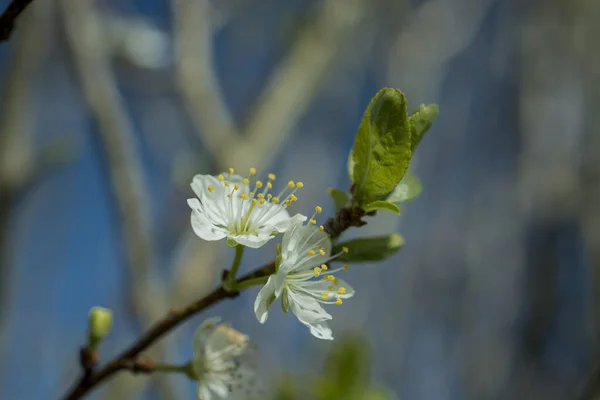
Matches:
[[192, 317, 264, 400], [188, 168, 306, 248], [254, 208, 354, 340]]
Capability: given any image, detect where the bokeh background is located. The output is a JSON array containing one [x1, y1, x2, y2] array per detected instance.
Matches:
[[0, 0, 599, 399]]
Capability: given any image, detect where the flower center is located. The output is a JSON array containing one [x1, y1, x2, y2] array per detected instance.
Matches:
[[215, 167, 302, 235]]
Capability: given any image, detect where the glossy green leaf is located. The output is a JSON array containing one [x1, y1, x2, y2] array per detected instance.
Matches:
[[328, 188, 350, 211], [386, 171, 422, 203], [409, 104, 438, 151], [351, 88, 411, 205], [333, 233, 405, 263], [363, 200, 400, 215]]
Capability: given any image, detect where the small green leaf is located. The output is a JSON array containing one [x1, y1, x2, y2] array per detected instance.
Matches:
[[281, 290, 289, 313], [409, 104, 438, 151], [363, 200, 400, 215], [333, 233, 405, 263], [386, 171, 422, 203], [328, 188, 350, 211], [351, 88, 411, 206]]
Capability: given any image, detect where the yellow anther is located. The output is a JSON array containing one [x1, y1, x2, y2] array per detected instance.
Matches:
[[268, 173, 276, 180], [309, 219, 317, 224], [228, 168, 235, 174], [290, 194, 298, 201], [315, 206, 323, 213], [343, 264, 349, 270], [224, 181, 230, 187], [266, 182, 273, 189], [336, 298, 343, 305], [257, 193, 265, 200], [319, 249, 326, 256], [227, 194, 232, 198], [308, 250, 316, 256], [328, 286, 334, 291], [243, 178, 250, 185], [249, 191, 254, 196], [321, 293, 329, 300], [218, 174, 224, 181], [337, 287, 346, 295], [256, 181, 263, 188], [285, 200, 291, 206], [296, 182, 304, 188], [319, 225, 325, 231], [252, 199, 258, 205], [320, 264, 328, 271], [259, 199, 265, 205], [239, 193, 248, 200], [267, 194, 273, 199], [326, 276, 335, 282], [249, 167, 257, 176], [288, 180, 295, 188], [313, 267, 321, 277], [342, 247, 349, 254], [333, 278, 339, 285], [272, 197, 280, 204], [207, 185, 214, 192], [233, 183, 239, 190]]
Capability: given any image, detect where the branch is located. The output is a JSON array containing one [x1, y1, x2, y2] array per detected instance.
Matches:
[[61, 204, 366, 399], [0, 0, 35, 42]]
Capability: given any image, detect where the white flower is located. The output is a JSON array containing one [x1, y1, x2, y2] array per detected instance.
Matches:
[[192, 317, 264, 400], [254, 209, 354, 340], [188, 168, 306, 248]]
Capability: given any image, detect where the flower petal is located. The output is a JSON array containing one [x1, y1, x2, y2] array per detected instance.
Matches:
[[228, 362, 265, 400], [287, 289, 332, 324], [190, 209, 228, 241], [308, 321, 334, 340], [207, 381, 229, 398], [273, 213, 307, 233], [197, 383, 213, 400], [295, 278, 355, 300], [254, 276, 278, 323], [279, 224, 332, 274], [206, 324, 249, 358], [231, 232, 273, 248]]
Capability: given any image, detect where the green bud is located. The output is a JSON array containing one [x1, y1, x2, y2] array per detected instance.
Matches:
[[88, 307, 113, 347]]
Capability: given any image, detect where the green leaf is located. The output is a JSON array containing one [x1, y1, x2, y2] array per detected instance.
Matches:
[[409, 104, 438, 151], [328, 188, 350, 211], [351, 88, 411, 206], [333, 233, 405, 263], [386, 171, 422, 203], [363, 200, 400, 215]]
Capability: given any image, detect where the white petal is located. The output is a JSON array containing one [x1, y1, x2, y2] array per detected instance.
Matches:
[[190, 210, 228, 241], [273, 213, 307, 233], [287, 289, 332, 324], [279, 225, 332, 274], [193, 317, 222, 355], [308, 321, 334, 340], [254, 275, 277, 323], [190, 175, 231, 226], [197, 383, 213, 400], [206, 324, 249, 357], [191, 174, 224, 200], [207, 381, 229, 398], [231, 232, 273, 248]]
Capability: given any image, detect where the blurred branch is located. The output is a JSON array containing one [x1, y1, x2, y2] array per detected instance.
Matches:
[[60, 0, 180, 399], [0, 0, 35, 42], [0, 0, 53, 364]]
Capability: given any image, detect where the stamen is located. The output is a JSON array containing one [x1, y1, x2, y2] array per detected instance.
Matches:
[[315, 206, 322, 213], [337, 287, 346, 295], [309, 219, 317, 224], [207, 185, 214, 192], [308, 250, 316, 256], [272, 197, 280, 204], [319, 249, 326, 256], [256, 181, 263, 188], [243, 179, 250, 185], [328, 286, 334, 291], [239, 193, 248, 200], [228, 168, 235, 175], [313, 267, 321, 277], [343, 264, 349, 270], [285, 200, 291, 206], [249, 167, 257, 176], [290, 194, 298, 201], [336, 298, 343, 305], [296, 182, 304, 188], [342, 247, 349, 253], [224, 181, 230, 187], [233, 183, 239, 190], [319, 225, 325, 231], [268, 173, 276, 180], [321, 293, 329, 300], [218, 174, 224, 181], [320, 264, 328, 271], [266, 182, 273, 189], [267, 194, 272, 199], [288, 181, 295, 188]]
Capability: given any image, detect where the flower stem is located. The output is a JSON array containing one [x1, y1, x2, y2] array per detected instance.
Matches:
[[224, 244, 245, 291], [234, 276, 269, 291], [152, 362, 193, 377]]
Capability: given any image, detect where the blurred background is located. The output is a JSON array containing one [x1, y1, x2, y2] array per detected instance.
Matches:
[[0, 0, 599, 399]]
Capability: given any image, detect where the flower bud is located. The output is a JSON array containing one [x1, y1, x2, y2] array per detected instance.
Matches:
[[88, 307, 113, 347]]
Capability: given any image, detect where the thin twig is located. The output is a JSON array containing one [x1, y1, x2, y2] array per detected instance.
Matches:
[[0, 0, 35, 42], [61, 204, 365, 399]]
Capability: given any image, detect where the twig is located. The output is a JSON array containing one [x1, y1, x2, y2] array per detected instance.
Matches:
[[61, 204, 366, 399], [0, 0, 35, 42]]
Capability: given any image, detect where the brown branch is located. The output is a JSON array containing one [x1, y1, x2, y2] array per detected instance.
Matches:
[[61, 205, 367, 399], [0, 0, 35, 42]]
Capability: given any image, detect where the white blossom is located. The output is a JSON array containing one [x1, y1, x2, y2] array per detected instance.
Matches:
[[254, 209, 354, 340], [192, 317, 264, 400], [188, 168, 306, 248]]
